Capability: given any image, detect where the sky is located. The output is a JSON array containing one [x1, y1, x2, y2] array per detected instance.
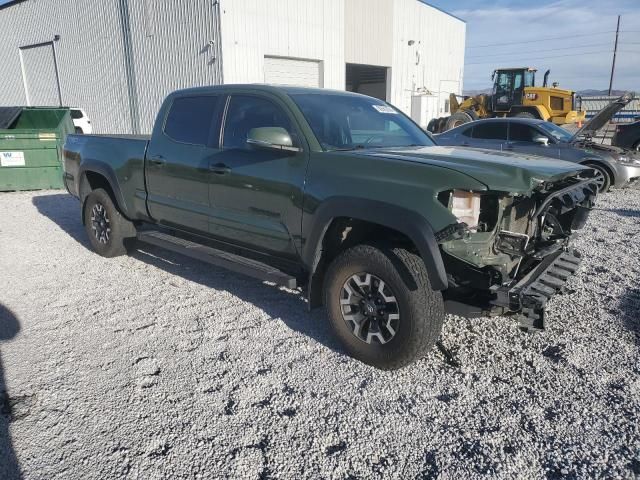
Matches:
[[426, 0, 640, 93]]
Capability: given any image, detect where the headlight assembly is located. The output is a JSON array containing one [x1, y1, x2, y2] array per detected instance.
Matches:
[[438, 190, 499, 232]]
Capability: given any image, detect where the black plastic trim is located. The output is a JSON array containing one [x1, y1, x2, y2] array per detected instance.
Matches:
[[303, 197, 448, 291]]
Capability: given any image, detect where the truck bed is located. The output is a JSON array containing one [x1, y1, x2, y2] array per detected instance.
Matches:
[[63, 133, 150, 219]]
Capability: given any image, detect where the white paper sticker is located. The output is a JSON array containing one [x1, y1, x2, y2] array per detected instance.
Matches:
[[372, 105, 398, 114], [0, 151, 25, 167]]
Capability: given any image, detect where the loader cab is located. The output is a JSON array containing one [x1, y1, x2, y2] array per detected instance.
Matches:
[[491, 68, 536, 113]]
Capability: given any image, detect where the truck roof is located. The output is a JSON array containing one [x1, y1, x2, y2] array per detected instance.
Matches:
[[171, 84, 369, 99]]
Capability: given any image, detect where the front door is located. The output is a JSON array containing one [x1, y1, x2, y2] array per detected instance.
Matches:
[[145, 94, 223, 234], [207, 94, 307, 259], [504, 122, 561, 158]]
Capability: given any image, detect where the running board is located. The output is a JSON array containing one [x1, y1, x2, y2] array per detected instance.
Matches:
[[136, 230, 297, 289]]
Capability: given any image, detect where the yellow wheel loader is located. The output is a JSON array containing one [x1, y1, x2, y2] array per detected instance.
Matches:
[[428, 67, 586, 133]]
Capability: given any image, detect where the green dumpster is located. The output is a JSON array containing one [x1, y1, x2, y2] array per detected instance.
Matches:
[[0, 107, 74, 191]]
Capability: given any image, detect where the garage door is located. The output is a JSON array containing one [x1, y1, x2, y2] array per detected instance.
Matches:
[[20, 43, 62, 106], [264, 57, 322, 88]]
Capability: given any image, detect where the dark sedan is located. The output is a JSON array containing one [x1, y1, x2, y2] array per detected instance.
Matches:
[[612, 120, 640, 151], [434, 117, 640, 192]]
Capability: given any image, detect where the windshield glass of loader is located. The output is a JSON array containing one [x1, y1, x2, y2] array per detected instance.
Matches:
[[291, 93, 434, 151]]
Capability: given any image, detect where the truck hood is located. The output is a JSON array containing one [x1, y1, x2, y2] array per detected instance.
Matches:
[[571, 91, 635, 141], [354, 145, 589, 193]]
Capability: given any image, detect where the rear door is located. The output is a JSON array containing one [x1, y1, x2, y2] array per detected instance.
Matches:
[[470, 121, 508, 151], [206, 93, 308, 258], [145, 94, 223, 233], [505, 122, 560, 158]]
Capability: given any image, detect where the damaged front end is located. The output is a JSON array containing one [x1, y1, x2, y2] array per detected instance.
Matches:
[[437, 172, 599, 330]]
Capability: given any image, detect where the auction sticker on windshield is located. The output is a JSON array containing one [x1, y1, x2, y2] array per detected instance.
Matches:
[[1, 151, 25, 167], [372, 105, 397, 114]]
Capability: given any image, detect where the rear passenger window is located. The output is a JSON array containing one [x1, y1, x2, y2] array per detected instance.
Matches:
[[509, 123, 538, 142], [164, 96, 219, 146], [472, 122, 508, 140]]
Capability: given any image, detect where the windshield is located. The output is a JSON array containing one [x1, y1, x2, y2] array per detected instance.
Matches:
[[290, 93, 434, 151], [538, 121, 573, 142]]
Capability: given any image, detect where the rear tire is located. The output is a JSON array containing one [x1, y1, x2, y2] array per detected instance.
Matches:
[[445, 111, 473, 131], [633, 140, 640, 152], [83, 188, 136, 257], [583, 162, 611, 193], [323, 244, 445, 370], [514, 111, 537, 119]]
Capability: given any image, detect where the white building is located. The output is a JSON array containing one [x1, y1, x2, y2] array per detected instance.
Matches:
[[0, 0, 465, 134]]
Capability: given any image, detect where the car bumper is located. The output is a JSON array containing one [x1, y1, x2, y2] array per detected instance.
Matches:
[[492, 249, 582, 331], [619, 164, 640, 184]]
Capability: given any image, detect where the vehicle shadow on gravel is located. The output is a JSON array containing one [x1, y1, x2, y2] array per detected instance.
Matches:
[[606, 208, 640, 218], [32, 194, 91, 249], [0, 304, 22, 480], [32, 193, 345, 355], [618, 289, 640, 346]]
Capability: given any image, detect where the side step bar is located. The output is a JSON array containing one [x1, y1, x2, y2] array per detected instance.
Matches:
[[136, 230, 297, 289]]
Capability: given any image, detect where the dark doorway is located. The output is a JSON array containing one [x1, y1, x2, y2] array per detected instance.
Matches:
[[346, 63, 388, 101]]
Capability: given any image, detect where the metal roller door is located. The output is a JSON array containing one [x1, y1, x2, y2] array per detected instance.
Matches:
[[263, 56, 322, 88], [19, 42, 62, 106]]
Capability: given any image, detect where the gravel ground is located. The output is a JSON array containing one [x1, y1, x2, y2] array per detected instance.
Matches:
[[1, 186, 639, 479]]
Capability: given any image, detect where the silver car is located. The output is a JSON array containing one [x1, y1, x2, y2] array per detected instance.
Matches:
[[434, 94, 640, 192]]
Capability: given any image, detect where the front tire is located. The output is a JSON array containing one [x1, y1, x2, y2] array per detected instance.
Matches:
[[584, 161, 611, 193], [323, 244, 445, 370], [83, 189, 136, 257], [445, 111, 473, 131]]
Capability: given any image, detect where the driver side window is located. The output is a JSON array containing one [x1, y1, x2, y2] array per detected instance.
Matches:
[[222, 95, 294, 150]]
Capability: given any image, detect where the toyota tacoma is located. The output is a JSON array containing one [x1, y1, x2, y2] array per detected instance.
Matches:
[[63, 85, 598, 369]]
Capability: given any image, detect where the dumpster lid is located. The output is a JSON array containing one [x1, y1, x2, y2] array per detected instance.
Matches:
[[0, 107, 23, 129]]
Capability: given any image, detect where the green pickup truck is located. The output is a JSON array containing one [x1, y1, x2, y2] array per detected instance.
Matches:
[[63, 85, 598, 369]]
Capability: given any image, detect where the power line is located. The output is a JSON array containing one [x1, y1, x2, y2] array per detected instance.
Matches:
[[466, 31, 617, 48], [465, 50, 640, 66], [467, 42, 611, 59]]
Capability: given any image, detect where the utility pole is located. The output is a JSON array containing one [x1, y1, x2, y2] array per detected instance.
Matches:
[[608, 15, 620, 95]]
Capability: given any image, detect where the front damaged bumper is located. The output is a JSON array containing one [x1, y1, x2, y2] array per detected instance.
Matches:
[[492, 249, 581, 331]]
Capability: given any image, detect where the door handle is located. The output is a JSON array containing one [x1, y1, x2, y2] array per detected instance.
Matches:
[[210, 162, 231, 175], [149, 154, 165, 166]]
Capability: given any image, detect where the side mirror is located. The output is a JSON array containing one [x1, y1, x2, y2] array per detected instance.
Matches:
[[247, 127, 301, 153], [533, 135, 550, 146]]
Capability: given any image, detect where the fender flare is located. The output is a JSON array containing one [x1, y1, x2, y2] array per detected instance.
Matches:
[[303, 197, 449, 292], [77, 160, 131, 218]]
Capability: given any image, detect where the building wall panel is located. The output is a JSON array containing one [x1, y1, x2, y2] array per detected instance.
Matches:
[[220, 0, 344, 90], [0, 0, 132, 133], [389, 0, 465, 120], [126, 0, 223, 133], [344, 0, 393, 67]]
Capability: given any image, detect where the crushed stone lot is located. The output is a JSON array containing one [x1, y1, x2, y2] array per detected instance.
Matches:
[[1, 187, 639, 479]]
